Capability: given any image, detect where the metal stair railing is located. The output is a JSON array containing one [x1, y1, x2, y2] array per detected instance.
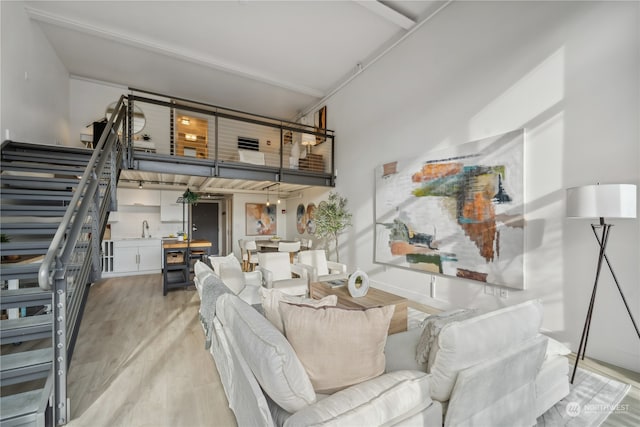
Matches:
[[37, 95, 127, 426]]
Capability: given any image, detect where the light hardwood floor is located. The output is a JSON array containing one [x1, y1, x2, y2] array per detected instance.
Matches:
[[66, 274, 236, 427], [66, 274, 638, 426]]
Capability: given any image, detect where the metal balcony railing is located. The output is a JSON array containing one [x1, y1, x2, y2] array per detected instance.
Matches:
[[124, 89, 335, 187]]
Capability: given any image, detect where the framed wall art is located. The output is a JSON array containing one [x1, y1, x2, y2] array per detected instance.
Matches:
[[246, 203, 277, 236], [296, 203, 306, 234], [305, 203, 317, 234], [374, 129, 525, 289]]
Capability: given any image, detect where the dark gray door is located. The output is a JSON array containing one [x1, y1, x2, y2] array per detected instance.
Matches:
[[191, 202, 219, 255]]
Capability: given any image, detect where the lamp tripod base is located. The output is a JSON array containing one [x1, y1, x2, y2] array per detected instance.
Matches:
[[570, 219, 640, 384]]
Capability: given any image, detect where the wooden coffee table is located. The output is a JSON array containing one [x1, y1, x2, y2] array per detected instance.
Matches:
[[309, 281, 408, 335]]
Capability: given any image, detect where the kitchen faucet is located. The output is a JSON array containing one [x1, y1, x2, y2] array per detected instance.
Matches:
[[142, 220, 150, 238]]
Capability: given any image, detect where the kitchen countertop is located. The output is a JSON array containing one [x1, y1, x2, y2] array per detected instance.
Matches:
[[162, 239, 212, 249]]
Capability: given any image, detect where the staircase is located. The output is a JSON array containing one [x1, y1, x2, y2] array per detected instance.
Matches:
[[0, 97, 126, 426]]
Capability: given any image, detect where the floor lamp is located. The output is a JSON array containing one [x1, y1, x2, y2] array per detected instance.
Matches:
[[566, 183, 638, 384]]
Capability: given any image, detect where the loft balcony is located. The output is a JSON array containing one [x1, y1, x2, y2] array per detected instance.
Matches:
[[116, 90, 335, 191]]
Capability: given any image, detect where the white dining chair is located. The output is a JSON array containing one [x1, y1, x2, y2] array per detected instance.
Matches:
[[244, 239, 259, 271], [278, 240, 301, 263]]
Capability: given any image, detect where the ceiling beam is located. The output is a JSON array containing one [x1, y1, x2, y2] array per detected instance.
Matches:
[[354, 1, 415, 30]]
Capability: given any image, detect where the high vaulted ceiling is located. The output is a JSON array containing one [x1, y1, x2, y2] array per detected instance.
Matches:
[[26, 0, 448, 120], [23, 1, 449, 196]]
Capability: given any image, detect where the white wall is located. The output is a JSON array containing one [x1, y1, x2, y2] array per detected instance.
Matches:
[[0, 1, 70, 145], [69, 77, 126, 148], [323, 1, 639, 371]]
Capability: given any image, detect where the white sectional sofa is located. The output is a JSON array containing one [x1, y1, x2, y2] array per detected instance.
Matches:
[[195, 261, 569, 426], [385, 300, 570, 426]]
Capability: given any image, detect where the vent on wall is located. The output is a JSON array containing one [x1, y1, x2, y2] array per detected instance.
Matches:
[[238, 136, 259, 151]]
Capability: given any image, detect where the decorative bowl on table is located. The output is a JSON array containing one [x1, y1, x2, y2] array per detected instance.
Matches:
[[269, 236, 281, 242]]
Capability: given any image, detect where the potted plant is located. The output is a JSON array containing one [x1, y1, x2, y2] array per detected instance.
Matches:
[[182, 188, 200, 205], [313, 191, 352, 263]]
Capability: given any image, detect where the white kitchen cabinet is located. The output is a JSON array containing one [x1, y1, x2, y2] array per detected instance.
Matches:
[[161, 190, 185, 222], [111, 238, 162, 276], [117, 188, 161, 207]]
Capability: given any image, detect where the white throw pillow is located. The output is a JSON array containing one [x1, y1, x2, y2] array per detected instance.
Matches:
[[280, 303, 394, 394], [208, 253, 242, 275], [216, 294, 316, 412], [260, 288, 337, 333], [219, 263, 246, 295], [194, 260, 214, 282]]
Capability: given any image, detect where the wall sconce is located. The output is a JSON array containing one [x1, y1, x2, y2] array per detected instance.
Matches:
[[138, 181, 143, 189], [185, 133, 197, 141], [181, 117, 190, 125]]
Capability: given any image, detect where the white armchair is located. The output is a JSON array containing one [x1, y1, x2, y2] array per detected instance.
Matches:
[[257, 252, 308, 296], [297, 249, 347, 283]]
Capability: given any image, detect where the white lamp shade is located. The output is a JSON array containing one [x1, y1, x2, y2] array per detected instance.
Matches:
[[566, 184, 637, 219], [301, 133, 316, 146]]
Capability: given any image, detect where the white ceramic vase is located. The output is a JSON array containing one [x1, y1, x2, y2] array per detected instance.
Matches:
[[348, 268, 369, 298]]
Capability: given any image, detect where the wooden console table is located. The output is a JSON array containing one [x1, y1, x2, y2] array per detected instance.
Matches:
[[309, 281, 408, 335], [163, 239, 211, 295]]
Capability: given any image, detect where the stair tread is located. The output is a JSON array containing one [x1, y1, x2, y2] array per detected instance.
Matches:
[[0, 188, 75, 200], [0, 241, 87, 258], [0, 348, 52, 372], [1, 287, 51, 297], [5, 140, 93, 156], [3, 151, 92, 166], [1, 205, 69, 211], [0, 288, 52, 309], [0, 161, 87, 170], [1, 175, 80, 186], [0, 389, 41, 422], [1, 222, 64, 229], [0, 240, 58, 250], [0, 263, 41, 273], [0, 314, 53, 331]]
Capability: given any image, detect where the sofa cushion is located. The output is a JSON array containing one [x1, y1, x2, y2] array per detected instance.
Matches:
[[194, 260, 214, 279], [216, 293, 316, 413], [429, 299, 543, 402], [283, 370, 435, 427], [208, 253, 242, 275], [280, 303, 394, 394], [260, 287, 337, 333], [416, 309, 478, 372], [219, 263, 246, 294], [385, 327, 426, 373]]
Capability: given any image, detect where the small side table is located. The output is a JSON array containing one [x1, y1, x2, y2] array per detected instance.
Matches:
[[309, 281, 408, 335]]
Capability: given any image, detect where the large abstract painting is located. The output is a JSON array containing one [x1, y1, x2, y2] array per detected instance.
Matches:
[[374, 129, 525, 289], [246, 203, 277, 236]]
